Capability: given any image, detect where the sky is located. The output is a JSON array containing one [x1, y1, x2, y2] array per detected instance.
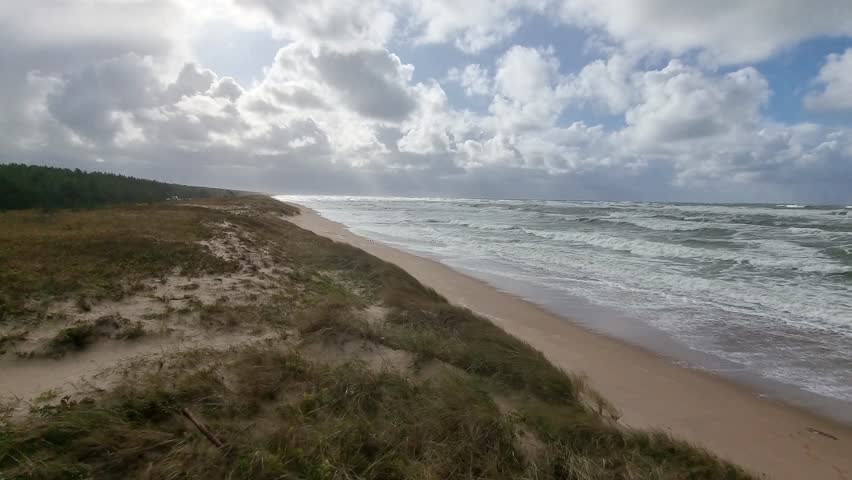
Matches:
[[3, 1, 852, 203]]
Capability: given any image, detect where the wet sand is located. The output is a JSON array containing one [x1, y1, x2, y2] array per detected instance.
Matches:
[[288, 203, 852, 480]]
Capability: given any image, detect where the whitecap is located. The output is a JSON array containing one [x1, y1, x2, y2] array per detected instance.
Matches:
[[786, 227, 838, 238], [520, 228, 850, 274], [601, 215, 717, 231], [449, 219, 518, 231]]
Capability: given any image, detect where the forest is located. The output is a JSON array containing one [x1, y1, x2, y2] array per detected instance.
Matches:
[[0, 164, 243, 210]]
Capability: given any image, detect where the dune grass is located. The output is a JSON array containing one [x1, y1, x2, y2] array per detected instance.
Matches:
[[0, 196, 755, 479], [0, 204, 242, 328], [42, 315, 146, 357]]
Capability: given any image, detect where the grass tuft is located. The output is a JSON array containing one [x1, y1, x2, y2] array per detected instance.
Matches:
[[44, 315, 146, 356]]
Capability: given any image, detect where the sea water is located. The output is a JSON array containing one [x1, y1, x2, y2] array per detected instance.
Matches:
[[277, 196, 852, 413]]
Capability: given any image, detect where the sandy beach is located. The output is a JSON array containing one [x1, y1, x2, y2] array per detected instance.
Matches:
[[289, 203, 852, 480]]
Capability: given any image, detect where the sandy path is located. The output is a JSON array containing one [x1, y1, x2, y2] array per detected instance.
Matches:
[[0, 333, 276, 405], [0, 213, 280, 408], [288, 204, 852, 480]]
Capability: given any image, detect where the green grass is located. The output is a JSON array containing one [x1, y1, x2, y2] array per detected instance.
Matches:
[[0, 196, 756, 479], [0, 163, 250, 211]]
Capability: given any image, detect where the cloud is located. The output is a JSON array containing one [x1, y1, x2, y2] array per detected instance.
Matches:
[[491, 46, 567, 130], [0, 0, 192, 153], [448, 64, 492, 96], [663, 123, 852, 193], [210, 77, 245, 102], [245, 118, 332, 155], [47, 54, 164, 144], [18, 37, 852, 203], [2, 1, 852, 204], [510, 122, 617, 174], [562, 53, 635, 114], [805, 48, 852, 111], [408, 0, 546, 53], [624, 62, 770, 146], [164, 63, 218, 102], [397, 81, 485, 155], [232, 1, 852, 65], [557, 0, 852, 64], [267, 86, 328, 110], [234, 0, 397, 50], [0, 1, 183, 70], [312, 49, 418, 121], [246, 44, 420, 124]]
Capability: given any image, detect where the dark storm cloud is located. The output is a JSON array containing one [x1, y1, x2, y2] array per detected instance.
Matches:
[[47, 54, 162, 143]]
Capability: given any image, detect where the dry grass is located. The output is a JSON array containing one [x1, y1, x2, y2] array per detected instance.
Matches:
[[43, 315, 146, 357], [0, 204, 241, 328], [0, 196, 756, 479]]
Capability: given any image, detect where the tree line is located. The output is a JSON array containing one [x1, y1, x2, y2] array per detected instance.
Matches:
[[0, 163, 243, 210]]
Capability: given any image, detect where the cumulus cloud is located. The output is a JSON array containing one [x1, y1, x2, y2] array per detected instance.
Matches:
[[245, 118, 332, 155], [491, 46, 568, 130], [397, 82, 486, 156], [234, 0, 398, 50], [562, 54, 635, 114], [246, 44, 421, 125], [624, 62, 770, 146], [47, 54, 164, 144], [408, 0, 547, 53], [805, 48, 852, 111], [228, 0, 852, 65], [0, 0, 193, 154], [448, 64, 493, 96], [557, 0, 852, 64], [312, 49, 417, 121], [164, 63, 218, 101], [210, 77, 245, 102], [510, 122, 617, 174]]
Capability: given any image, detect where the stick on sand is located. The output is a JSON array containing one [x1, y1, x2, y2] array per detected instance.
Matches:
[[181, 408, 225, 449]]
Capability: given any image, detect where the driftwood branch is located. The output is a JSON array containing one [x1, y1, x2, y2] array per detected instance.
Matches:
[[181, 408, 225, 448]]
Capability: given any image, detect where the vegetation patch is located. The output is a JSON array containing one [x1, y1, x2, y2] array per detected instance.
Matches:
[[0, 203, 242, 327], [0, 332, 27, 355], [0, 163, 249, 211], [0, 343, 751, 480], [44, 315, 146, 357], [0, 195, 755, 479]]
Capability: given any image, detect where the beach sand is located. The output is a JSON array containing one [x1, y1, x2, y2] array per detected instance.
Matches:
[[289, 204, 852, 480]]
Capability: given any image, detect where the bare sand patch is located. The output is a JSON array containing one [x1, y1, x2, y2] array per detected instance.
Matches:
[[0, 218, 287, 410], [0, 332, 278, 412]]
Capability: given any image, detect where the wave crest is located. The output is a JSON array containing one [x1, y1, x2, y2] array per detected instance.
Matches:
[[521, 228, 850, 274]]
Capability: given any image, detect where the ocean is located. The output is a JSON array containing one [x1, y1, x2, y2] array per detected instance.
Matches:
[[277, 196, 852, 415]]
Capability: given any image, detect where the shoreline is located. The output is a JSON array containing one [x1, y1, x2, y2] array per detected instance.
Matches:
[[443, 262, 852, 426], [287, 202, 852, 480]]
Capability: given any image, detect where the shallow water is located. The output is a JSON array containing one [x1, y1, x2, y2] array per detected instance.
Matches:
[[279, 196, 852, 409]]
